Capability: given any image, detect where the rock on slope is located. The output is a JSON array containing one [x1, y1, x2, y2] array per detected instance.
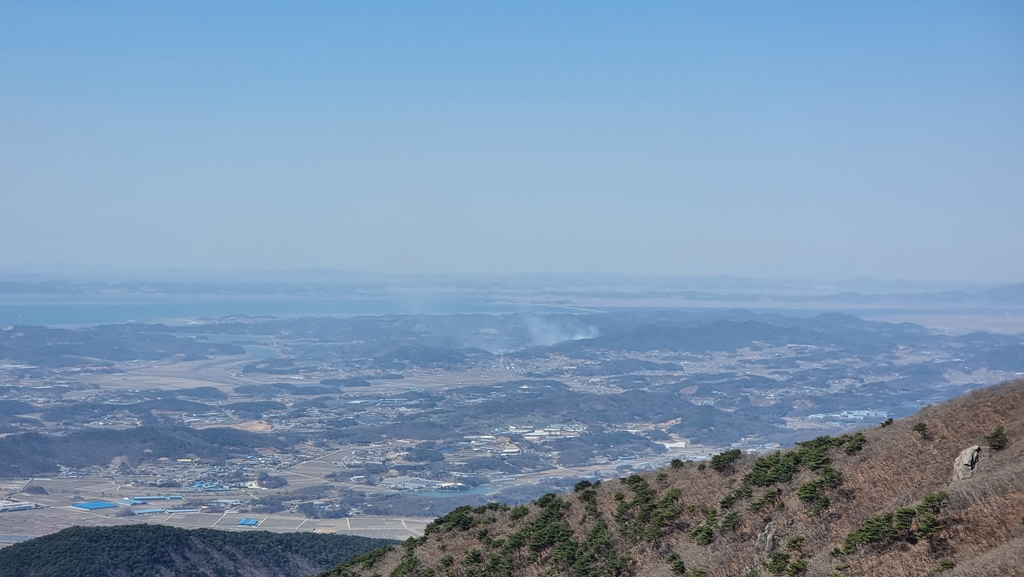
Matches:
[[321, 379, 1024, 577], [0, 524, 394, 577]]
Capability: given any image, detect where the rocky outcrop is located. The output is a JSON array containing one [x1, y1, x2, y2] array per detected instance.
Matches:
[[953, 445, 981, 481], [756, 521, 776, 553]]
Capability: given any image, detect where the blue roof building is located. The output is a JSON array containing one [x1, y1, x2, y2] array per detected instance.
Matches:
[[72, 501, 118, 510]]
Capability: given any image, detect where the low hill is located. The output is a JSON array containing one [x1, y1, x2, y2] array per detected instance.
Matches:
[[0, 525, 393, 577], [321, 379, 1024, 577], [0, 425, 300, 477]]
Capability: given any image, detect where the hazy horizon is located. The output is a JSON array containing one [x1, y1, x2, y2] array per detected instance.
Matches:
[[3, 2, 1023, 282], [0, 264, 1012, 291]]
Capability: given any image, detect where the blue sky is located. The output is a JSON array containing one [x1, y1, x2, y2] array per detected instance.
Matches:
[[2, 2, 1022, 281]]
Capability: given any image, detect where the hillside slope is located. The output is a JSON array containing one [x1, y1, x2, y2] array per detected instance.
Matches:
[[322, 379, 1024, 577], [0, 524, 393, 577]]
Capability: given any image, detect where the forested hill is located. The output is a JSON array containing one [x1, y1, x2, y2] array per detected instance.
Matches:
[[0, 525, 393, 577], [321, 379, 1024, 577]]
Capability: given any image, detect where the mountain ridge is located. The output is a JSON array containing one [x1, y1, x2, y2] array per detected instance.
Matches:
[[0, 525, 393, 577], [321, 379, 1024, 577]]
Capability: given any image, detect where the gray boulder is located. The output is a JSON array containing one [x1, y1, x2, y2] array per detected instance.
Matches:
[[953, 445, 981, 481], [756, 521, 776, 552]]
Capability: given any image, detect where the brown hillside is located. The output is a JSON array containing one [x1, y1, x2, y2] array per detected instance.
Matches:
[[322, 379, 1024, 577]]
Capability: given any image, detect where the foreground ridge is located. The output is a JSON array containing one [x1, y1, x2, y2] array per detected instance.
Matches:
[[321, 379, 1024, 577], [0, 524, 394, 577]]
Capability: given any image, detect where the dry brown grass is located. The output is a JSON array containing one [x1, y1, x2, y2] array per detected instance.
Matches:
[[197, 420, 273, 432], [329, 379, 1024, 577]]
